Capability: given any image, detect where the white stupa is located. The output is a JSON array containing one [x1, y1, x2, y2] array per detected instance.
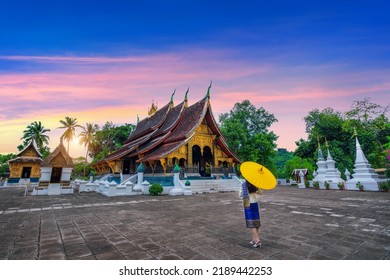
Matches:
[[313, 144, 327, 187], [324, 147, 344, 189], [346, 136, 380, 191]]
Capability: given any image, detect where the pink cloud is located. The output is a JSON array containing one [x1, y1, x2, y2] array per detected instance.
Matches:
[[1, 51, 389, 155]]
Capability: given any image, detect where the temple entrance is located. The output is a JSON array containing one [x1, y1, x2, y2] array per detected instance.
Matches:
[[203, 146, 213, 177], [192, 145, 203, 175], [50, 167, 62, 183], [123, 159, 131, 174], [21, 167, 32, 178]]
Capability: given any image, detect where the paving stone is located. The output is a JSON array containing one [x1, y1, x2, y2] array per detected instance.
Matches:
[[0, 186, 389, 260]]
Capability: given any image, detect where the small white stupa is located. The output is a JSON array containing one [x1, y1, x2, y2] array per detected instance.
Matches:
[[324, 145, 344, 189], [313, 140, 327, 187], [346, 134, 380, 191]]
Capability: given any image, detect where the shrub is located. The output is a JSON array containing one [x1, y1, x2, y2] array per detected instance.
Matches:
[[304, 180, 310, 188], [356, 181, 364, 191], [379, 180, 389, 192], [338, 182, 344, 190], [313, 181, 319, 189], [324, 181, 330, 190], [149, 183, 163, 196]]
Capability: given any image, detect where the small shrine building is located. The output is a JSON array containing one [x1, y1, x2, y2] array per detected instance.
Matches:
[[40, 141, 74, 185], [94, 87, 240, 176], [8, 140, 42, 183]]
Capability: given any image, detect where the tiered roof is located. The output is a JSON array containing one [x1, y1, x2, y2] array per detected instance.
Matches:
[[101, 89, 240, 164]]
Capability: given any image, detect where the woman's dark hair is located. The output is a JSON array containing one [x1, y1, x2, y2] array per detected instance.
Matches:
[[246, 181, 258, 193]]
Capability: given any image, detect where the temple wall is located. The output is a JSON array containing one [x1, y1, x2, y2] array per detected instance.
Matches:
[[9, 162, 41, 179]]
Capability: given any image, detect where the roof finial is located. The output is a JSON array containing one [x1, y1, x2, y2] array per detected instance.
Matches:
[[184, 87, 189, 101], [325, 137, 329, 148], [184, 87, 189, 107], [170, 89, 176, 103], [206, 80, 212, 98], [137, 114, 139, 124], [353, 126, 358, 137], [317, 136, 321, 148]]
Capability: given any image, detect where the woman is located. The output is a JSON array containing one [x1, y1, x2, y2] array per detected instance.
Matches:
[[241, 180, 262, 248]]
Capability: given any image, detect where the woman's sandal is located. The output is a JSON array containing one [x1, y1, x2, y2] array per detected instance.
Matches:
[[253, 241, 262, 248]]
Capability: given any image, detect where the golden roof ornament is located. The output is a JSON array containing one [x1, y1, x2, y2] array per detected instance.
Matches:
[[148, 100, 158, 116]]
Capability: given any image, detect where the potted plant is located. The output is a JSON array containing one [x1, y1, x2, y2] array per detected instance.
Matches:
[[356, 181, 364, 191], [337, 182, 344, 190], [313, 181, 319, 189]]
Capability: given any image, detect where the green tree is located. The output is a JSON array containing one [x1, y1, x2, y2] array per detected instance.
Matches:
[[89, 122, 135, 162], [343, 98, 390, 168], [71, 156, 95, 180], [0, 153, 16, 178], [296, 98, 389, 172], [273, 148, 294, 178], [219, 100, 278, 174], [58, 116, 82, 153], [20, 121, 51, 157], [78, 123, 98, 176]]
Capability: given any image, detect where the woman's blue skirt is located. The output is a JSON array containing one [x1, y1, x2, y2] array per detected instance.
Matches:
[[244, 202, 261, 228]]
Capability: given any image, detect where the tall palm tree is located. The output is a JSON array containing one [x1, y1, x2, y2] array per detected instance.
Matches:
[[79, 123, 98, 176], [58, 116, 82, 153], [21, 121, 50, 151]]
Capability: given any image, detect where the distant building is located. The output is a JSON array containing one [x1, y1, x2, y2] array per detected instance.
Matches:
[[94, 88, 240, 176], [291, 169, 308, 183]]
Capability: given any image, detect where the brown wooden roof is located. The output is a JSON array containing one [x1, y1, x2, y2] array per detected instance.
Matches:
[[16, 139, 42, 158], [9, 157, 43, 164], [164, 97, 208, 143], [125, 102, 171, 143], [42, 141, 73, 168], [99, 91, 241, 166]]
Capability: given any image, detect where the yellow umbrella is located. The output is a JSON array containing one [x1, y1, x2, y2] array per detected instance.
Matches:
[[240, 161, 277, 190]]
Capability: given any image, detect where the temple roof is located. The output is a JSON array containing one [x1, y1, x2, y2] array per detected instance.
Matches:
[[17, 139, 42, 158], [9, 140, 43, 164], [99, 89, 240, 165], [125, 102, 171, 143], [42, 141, 73, 168], [164, 97, 208, 143]]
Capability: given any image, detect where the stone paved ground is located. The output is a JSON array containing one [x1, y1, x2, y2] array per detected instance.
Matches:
[[0, 186, 389, 260]]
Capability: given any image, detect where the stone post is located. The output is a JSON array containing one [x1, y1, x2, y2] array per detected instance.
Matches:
[[125, 181, 134, 195], [107, 181, 117, 197], [184, 180, 192, 196], [170, 164, 184, 196], [142, 180, 151, 195], [133, 163, 144, 192]]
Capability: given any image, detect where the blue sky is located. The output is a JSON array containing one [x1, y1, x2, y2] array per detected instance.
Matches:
[[0, 0, 389, 156]]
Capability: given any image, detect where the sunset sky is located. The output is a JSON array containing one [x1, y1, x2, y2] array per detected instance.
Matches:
[[1, 0, 389, 158]]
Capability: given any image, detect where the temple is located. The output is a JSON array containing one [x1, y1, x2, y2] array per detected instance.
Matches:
[[8, 140, 42, 183], [94, 86, 240, 177]]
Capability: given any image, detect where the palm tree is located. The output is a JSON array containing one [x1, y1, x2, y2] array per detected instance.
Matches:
[[58, 116, 82, 153], [79, 123, 98, 176], [21, 121, 50, 151]]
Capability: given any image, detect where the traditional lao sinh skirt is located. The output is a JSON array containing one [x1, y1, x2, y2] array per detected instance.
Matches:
[[242, 183, 261, 228]]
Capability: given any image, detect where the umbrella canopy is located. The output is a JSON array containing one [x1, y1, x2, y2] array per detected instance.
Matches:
[[240, 161, 277, 190]]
